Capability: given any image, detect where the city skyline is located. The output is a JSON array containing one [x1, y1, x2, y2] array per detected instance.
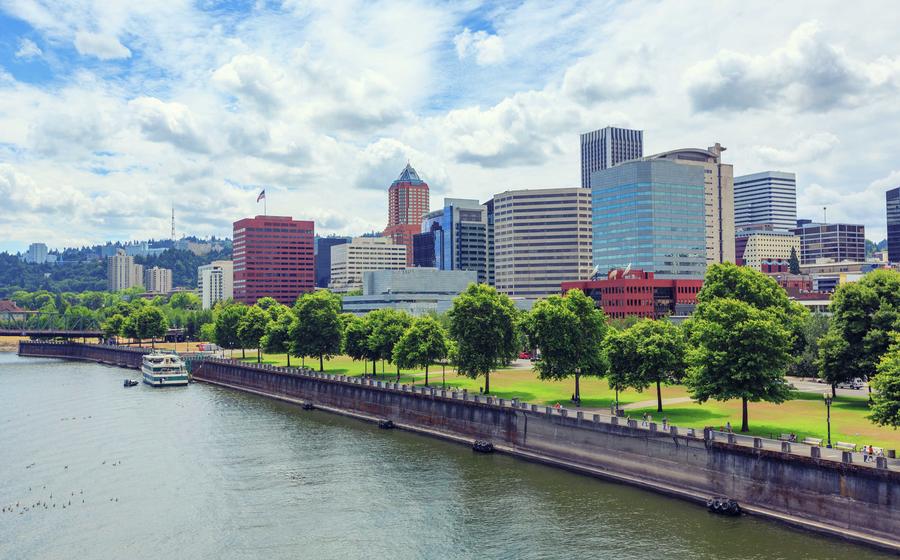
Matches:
[[1, 2, 900, 251]]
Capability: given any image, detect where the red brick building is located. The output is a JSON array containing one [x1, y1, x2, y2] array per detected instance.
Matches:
[[561, 268, 703, 319], [383, 163, 429, 265], [233, 215, 315, 305]]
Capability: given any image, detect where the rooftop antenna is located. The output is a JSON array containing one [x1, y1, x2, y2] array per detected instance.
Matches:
[[171, 204, 176, 240], [823, 206, 827, 224]]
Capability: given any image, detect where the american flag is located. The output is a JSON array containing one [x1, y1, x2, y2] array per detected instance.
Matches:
[[257, 189, 266, 203]]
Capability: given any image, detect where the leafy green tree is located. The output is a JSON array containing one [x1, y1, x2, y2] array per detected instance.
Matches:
[[238, 305, 270, 363], [367, 308, 413, 378], [789, 312, 829, 379], [448, 284, 518, 394], [261, 304, 296, 366], [199, 322, 216, 345], [870, 337, 900, 428], [522, 289, 607, 402], [343, 315, 378, 374], [101, 314, 125, 343], [393, 316, 448, 385], [608, 319, 686, 412], [168, 291, 201, 310], [291, 290, 343, 371], [685, 298, 792, 432], [788, 247, 801, 275], [133, 306, 168, 348], [213, 303, 247, 357], [255, 296, 279, 311], [63, 305, 98, 330], [602, 329, 638, 410]]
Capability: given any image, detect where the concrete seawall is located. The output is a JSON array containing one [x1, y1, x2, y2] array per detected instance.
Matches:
[[18, 341, 900, 552]]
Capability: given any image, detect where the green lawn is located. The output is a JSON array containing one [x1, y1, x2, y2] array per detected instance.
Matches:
[[238, 351, 900, 451]]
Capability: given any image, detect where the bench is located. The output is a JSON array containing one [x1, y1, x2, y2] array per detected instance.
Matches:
[[801, 437, 823, 446], [835, 441, 857, 452], [778, 433, 793, 442]]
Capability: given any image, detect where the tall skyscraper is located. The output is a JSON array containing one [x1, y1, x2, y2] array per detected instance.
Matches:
[[492, 188, 593, 300], [413, 198, 488, 283], [143, 266, 173, 293], [887, 187, 900, 264], [315, 236, 352, 288], [383, 163, 430, 264], [734, 171, 797, 231], [107, 249, 144, 291], [647, 143, 735, 265], [580, 126, 643, 188], [232, 215, 315, 305], [592, 159, 707, 278], [791, 222, 865, 264], [198, 260, 233, 310]]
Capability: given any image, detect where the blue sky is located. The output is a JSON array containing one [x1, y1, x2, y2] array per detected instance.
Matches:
[[1, 0, 899, 252]]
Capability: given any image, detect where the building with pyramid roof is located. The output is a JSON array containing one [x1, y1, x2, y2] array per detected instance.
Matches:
[[384, 163, 430, 265]]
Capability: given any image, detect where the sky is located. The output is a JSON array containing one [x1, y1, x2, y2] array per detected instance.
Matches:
[[1, 0, 899, 253]]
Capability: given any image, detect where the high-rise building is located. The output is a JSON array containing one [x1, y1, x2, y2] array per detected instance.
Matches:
[[887, 187, 900, 264], [734, 171, 797, 232], [592, 159, 707, 278], [413, 198, 488, 283], [492, 188, 593, 300], [734, 229, 801, 271], [198, 260, 234, 310], [484, 199, 495, 286], [383, 163, 430, 265], [580, 126, 643, 188], [791, 222, 866, 264], [107, 249, 144, 291], [647, 143, 735, 265], [315, 236, 352, 288], [143, 267, 173, 293], [328, 237, 408, 293], [24, 243, 49, 264], [232, 215, 315, 305]]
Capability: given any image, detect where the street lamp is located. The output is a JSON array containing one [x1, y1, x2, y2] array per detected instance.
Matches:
[[823, 393, 833, 448]]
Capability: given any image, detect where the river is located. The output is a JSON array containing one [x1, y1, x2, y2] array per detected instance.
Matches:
[[0, 354, 891, 560]]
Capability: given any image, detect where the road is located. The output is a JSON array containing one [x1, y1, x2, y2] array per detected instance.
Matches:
[[787, 376, 871, 399]]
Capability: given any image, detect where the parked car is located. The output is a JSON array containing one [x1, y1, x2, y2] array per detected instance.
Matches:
[[518, 351, 532, 360], [837, 379, 863, 390]]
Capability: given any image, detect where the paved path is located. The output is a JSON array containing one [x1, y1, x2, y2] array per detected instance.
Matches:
[[620, 396, 694, 410]]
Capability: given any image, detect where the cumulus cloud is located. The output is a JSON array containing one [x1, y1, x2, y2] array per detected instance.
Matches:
[[454, 28, 505, 65], [354, 138, 450, 193], [800, 169, 900, 240], [213, 54, 285, 115], [74, 31, 131, 60], [15, 38, 42, 59], [754, 132, 840, 165], [128, 97, 209, 153], [684, 21, 899, 113], [561, 54, 652, 105]]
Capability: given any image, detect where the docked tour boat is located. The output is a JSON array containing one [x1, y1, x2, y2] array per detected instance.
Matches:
[[141, 353, 189, 387]]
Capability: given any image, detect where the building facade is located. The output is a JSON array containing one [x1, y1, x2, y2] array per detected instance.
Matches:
[[592, 159, 707, 278], [232, 215, 315, 305], [492, 188, 593, 300], [888, 187, 900, 263], [315, 236, 352, 288], [413, 198, 488, 283], [328, 237, 407, 293], [734, 171, 797, 232], [791, 222, 866, 264], [734, 229, 800, 271], [143, 267, 173, 293], [383, 163, 430, 265], [580, 126, 643, 188], [342, 268, 477, 315], [647, 144, 735, 265], [24, 243, 49, 264], [561, 268, 702, 319], [198, 260, 234, 310], [107, 249, 144, 291]]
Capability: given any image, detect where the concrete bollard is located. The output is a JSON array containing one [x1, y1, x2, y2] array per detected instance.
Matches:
[[593, 414, 600, 423], [611, 416, 619, 426], [498, 398, 505, 407], [627, 418, 636, 428], [545, 407, 553, 415], [842, 451, 853, 464], [576, 411, 584, 421], [811, 446, 821, 458], [531, 404, 538, 412], [888, 450, 896, 459], [876, 456, 888, 469], [781, 441, 791, 453], [463, 393, 469, 401], [649, 422, 657, 433], [670, 426, 678, 436], [377, 381, 383, 388], [727, 434, 736, 445], [560, 409, 568, 417], [441, 390, 447, 398], [753, 438, 763, 449], [451, 391, 458, 399]]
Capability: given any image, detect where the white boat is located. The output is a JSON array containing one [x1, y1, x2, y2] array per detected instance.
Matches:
[[141, 353, 189, 387]]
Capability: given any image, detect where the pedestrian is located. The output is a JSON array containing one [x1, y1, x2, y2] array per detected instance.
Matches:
[[642, 413, 648, 427], [662, 416, 668, 430], [725, 421, 732, 433], [863, 446, 870, 463]]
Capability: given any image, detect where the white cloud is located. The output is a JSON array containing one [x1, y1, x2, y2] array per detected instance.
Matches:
[[454, 28, 505, 65], [800, 169, 900, 241], [74, 31, 131, 60], [128, 97, 209, 153], [754, 132, 840, 165], [15, 37, 42, 59]]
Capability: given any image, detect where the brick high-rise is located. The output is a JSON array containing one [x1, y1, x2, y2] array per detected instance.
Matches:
[[383, 163, 430, 265], [233, 215, 315, 305]]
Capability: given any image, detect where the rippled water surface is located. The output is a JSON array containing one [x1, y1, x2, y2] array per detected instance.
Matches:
[[0, 354, 892, 560]]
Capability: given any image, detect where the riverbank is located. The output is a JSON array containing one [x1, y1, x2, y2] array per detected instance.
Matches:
[[0, 336, 25, 352]]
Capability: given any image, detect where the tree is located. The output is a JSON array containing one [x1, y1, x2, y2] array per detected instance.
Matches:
[[685, 298, 792, 432], [393, 316, 448, 385], [788, 247, 801, 275], [291, 290, 343, 371], [343, 315, 378, 374], [870, 337, 900, 428], [367, 308, 413, 379], [788, 312, 829, 379], [448, 284, 518, 394], [255, 296, 279, 311], [602, 329, 638, 410], [607, 319, 686, 412], [522, 289, 607, 402], [169, 292, 201, 310], [101, 314, 125, 344], [135, 306, 169, 348], [238, 305, 270, 363], [213, 303, 247, 357], [261, 304, 295, 366]]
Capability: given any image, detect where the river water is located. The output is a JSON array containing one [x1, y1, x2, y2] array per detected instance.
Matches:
[[0, 354, 891, 560]]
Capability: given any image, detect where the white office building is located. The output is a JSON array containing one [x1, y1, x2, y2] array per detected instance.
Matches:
[[329, 237, 407, 293], [580, 126, 643, 188], [143, 266, 173, 294], [734, 171, 797, 232], [107, 249, 144, 291], [198, 260, 234, 310], [24, 243, 49, 264], [342, 268, 477, 315]]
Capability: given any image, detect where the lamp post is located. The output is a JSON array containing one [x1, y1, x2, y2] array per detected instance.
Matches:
[[823, 392, 833, 448]]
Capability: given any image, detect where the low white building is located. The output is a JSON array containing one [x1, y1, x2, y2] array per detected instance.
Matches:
[[329, 237, 407, 293], [342, 268, 477, 315], [198, 260, 234, 309]]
